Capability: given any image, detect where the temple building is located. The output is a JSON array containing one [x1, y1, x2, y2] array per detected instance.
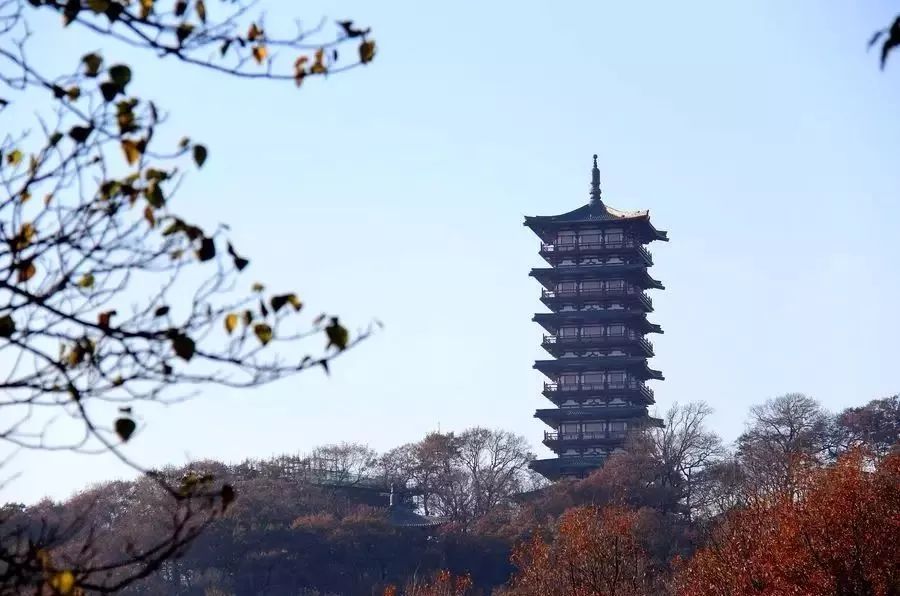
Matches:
[[524, 156, 668, 480]]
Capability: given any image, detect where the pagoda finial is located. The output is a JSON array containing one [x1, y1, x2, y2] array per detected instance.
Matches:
[[590, 154, 602, 204]]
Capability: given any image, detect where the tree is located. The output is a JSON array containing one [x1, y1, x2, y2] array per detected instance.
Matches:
[[829, 395, 899, 459], [507, 506, 661, 596], [678, 450, 900, 596], [650, 402, 725, 520], [0, 0, 376, 592], [736, 393, 829, 497]]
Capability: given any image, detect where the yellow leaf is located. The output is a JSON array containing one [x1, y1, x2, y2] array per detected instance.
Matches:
[[13, 222, 36, 250], [6, 149, 22, 166], [121, 139, 140, 165], [252, 45, 267, 64], [49, 570, 76, 594], [195, 0, 206, 22], [311, 48, 327, 74], [224, 313, 238, 334], [251, 282, 264, 293], [253, 323, 272, 345], [139, 0, 153, 19], [77, 273, 95, 288], [19, 190, 31, 204]]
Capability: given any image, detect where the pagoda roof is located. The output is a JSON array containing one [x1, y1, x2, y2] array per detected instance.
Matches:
[[524, 201, 668, 242], [533, 311, 663, 334], [530, 455, 608, 480], [535, 405, 651, 422], [530, 264, 664, 290], [533, 356, 664, 380]]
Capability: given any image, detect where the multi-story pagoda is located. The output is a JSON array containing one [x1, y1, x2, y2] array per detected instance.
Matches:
[[524, 156, 668, 481]]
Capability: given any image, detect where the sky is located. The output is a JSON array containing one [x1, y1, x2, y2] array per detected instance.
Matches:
[[4, 1, 900, 504]]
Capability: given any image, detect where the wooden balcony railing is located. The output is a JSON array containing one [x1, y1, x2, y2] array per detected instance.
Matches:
[[543, 382, 654, 400], [541, 287, 652, 309], [542, 334, 653, 354], [544, 431, 628, 442], [540, 241, 652, 264]]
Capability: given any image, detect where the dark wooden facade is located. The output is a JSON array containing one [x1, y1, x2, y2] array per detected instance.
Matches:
[[524, 156, 668, 480]]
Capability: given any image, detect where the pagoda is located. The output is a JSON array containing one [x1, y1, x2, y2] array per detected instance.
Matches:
[[524, 156, 668, 480]]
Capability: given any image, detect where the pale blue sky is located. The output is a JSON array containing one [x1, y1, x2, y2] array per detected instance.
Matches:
[[5, 1, 900, 503]]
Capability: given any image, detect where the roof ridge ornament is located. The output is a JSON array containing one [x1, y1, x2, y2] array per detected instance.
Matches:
[[590, 154, 602, 206]]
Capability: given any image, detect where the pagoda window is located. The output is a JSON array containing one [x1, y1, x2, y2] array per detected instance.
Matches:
[[606, 279, 625, 291], [605, 229, 624, 246], [610, 421, 627, 432], [608, 324, 625, 337], [583, 422, 606, 433], [579, 229, 601, 244], [559, 373, 579, 388], [582, 372, 605, 387], [559, 326, 578, 338], [608, 371, 626, 389], [556, 281, 577, 294], [557, 231, 577, 247], [582, 325, 604, 337]]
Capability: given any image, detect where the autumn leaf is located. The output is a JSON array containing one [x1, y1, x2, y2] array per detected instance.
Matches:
[[224, 313, 238, 334], [6, 149, 22, 166], [108, 64, 132, 90], [174, 0, 187, 17], [192, 144, 207, 167], [0, 315, 15, 338], [17, 260, 36, 283], [97, 310, 116, 329], [247, 22, 263, 41], [87, 0, 108, 13], [325, 317, 349, 350], [48, 570, 76, 595], [196, 236, 215, 261], [176, 23, 194, 45], [359, 39, 376, 64], [251, 282, 265, 293], [143, 205, 155, 227], [252, 45, 267, 64], [77, 273, 95, 288], [253, 323, 273, 345], [226, 242, 249, 271], [195, 0, 206, 22], [139, 0, 153, 18], [271, 293, 302, 313], [82, 53, 103, 76], [69, 125, 92, 143], [145, 179, 165, 208], [121, 139, 141, 165], [114, 417, 136, 442], [171, 333, 195, 361], [311, 48, 327, 74]]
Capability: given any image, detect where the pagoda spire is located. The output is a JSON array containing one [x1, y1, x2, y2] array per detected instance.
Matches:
[[590, 154, 602, 205]]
